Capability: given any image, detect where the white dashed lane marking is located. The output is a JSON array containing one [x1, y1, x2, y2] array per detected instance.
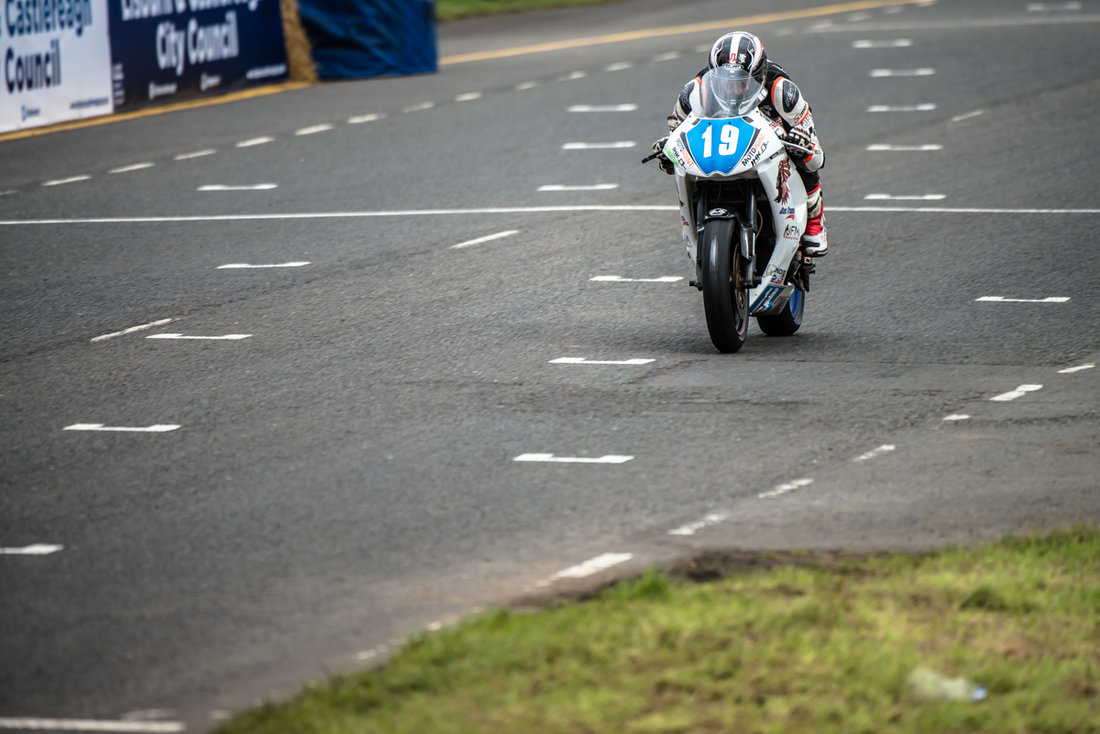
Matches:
[[90, 318, 174, 342], [146, 333, 251, 341], [198, 184, 277, 191], [976, 296, 1070, 303], [853, 39, 913, 48], [758, 478, 814, 499], [549, 357, 654, 365], [295, 124, 334, 136], [668, 513, 729, 537], [449, 230, 519, 250], [514, 453, 634, 464], [568, 104, 637, 112], [867, 104, 937, 112], [561, 141, 636, 150], [990, 385, 1043, 402], [64, 423, 181, 433], [174, 149, 216, 160], [217, 262, 310, 269], [42, 175, 91, 187], [0, 544, 63, 555], [538, 184, 619, 192], [537, 553, 633, 586], [590, 275, 682, 283], [235, 136, 274, 148], [866, 144, 943, 151], [870, 68, 935, 77], [108, 162, 154, 174], [853, 444, 896, 462], [1058, 363, 1095, 374]]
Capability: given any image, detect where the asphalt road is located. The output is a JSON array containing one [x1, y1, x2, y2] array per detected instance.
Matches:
[[2, 0, 1098, 729]]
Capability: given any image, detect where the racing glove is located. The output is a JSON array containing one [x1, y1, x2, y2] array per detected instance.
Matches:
[[652, 137, 674, 175], [779, 127, 814, 157]]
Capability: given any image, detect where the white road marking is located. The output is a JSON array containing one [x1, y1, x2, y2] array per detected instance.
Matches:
[[1058, 363, 1095, 374], [64, 424, 181, 433], [348, 113, 383, 124], [108, 162, 154, 174], [0, 544, 63, 555], [538, 553, 633, 585], [942, 414, 971, 422], [42, 175, 91, 187], [1028, 1, 1081, 9], [568, 104, 637, 112], [562, 141, 636, 150], [975, 296, 1070, 303], [990, 385, 1043, 402], [295, 123, 334, 136], [853, 38, 912, 48], [235, 136, 274, 147], [146, 333, 251, 340], [0, 189, 15, 196], [515, 81, 539, 91], [853, 444, 896, 462], [198, 184, 277, 191], [538, 184, 619, 192], [867, 104, 937, 112], [174, 149, 216, 160], [870, 68, 935, 77], [7, 205, 1100, 229], [652, 51, 680, 61], [217, 262, 310, 269], [449, 229, 519, 249], [950, 109, 984, 122], [549, 357, 655, 365], [560, 71, 587, 80], [668, 513, 729, 536], [604, 62, 633, 71], [865, 194, 945, 201], [866, 144, 943, 151], [590, 275, 683, 283], [758, 478, 813, 499], [454, 92, 482, 102], [0, 718, 184, 732], [403, 101, 435, 113], [514, 453, 633, 464], [90, 318, 174, 342]]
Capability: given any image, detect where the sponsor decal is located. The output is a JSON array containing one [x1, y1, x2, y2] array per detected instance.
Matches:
[[783, 224, 799, 240], [764, 263, 786, 284], [774, 158, 791, 204]]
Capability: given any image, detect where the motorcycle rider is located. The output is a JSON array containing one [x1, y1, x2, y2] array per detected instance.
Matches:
[[655, 31, 828, 256]]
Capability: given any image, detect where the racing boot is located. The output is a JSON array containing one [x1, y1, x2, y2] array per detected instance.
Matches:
[[802, 187, 828, 257]]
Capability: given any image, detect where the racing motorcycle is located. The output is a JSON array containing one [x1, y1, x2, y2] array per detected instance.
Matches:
[[644, 66, 814, 353]]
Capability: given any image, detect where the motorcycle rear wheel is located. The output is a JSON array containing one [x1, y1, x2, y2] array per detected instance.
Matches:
[[700, 219, 749, 353], [756, 285, 805, 336]]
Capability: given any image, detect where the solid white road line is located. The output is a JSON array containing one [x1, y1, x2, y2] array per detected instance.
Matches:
[[217, 261, 310, 269], [853, 444, 896, 462], [42, 175, 91, 187], [538, 184, 618, 192], [6, 205, 1100, 228], [449, 229, 519, 249], [0, 544, 63, 555], [108, 163, 154, 174], [976, 296, 1070, 303], [0, 718, 184, 732], [146, 333, 251, 340], [668, 513, 729, 537], [539, 553, 633, 586], [198, 184, 277, 191], [590, 275, 683, 283], [758, 478, 814, 499], [562, 141, 636, 150], [514, 453, 633, 464], [990, 385, 1043, 402], [549, 357, 654, 365], [63, 424, 180, 433], [1058, 363, 1095, 374], [174, 149, 216, 160], [90, 318, 174, 342], [235, 136, 274, 147]]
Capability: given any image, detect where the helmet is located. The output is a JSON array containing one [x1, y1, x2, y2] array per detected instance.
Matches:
[[708, 32, 767, 85]]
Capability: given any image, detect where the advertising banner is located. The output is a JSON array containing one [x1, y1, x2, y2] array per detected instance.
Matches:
[[1, 0, 114, 132], [108, 0, 288, 111]]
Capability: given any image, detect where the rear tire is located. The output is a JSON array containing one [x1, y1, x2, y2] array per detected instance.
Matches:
[[756, 286, 804, 336], [700, 219, 748, 353]]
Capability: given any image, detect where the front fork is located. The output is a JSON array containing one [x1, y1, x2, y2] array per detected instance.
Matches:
[[689, 186, 760, 291]]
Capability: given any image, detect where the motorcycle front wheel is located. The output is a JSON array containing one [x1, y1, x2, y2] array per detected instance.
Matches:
[[700, 218, 748, 353]]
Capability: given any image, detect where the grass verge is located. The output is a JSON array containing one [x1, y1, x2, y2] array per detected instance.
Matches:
[[215, 528, 1099, 733], [436, 0, 626, 22]]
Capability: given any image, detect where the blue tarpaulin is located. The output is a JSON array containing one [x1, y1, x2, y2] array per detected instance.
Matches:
[[297, 0, 438, 80]]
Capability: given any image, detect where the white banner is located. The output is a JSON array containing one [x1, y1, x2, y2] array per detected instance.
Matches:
[[1, 0, 114, 133]]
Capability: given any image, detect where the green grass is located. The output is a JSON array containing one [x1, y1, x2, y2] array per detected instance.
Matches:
[[435, 0, 625, 22], [216, 528, 1100, 733]]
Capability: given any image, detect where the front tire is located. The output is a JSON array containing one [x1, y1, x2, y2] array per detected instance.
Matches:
[[700, 219, 748, 353]]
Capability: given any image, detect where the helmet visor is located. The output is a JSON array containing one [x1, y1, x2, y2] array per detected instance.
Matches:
[[699, 65, 767, 118]]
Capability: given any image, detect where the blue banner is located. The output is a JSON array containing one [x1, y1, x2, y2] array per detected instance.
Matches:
[[297, 0, 436, 80], [108, 0, 288, 110]]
